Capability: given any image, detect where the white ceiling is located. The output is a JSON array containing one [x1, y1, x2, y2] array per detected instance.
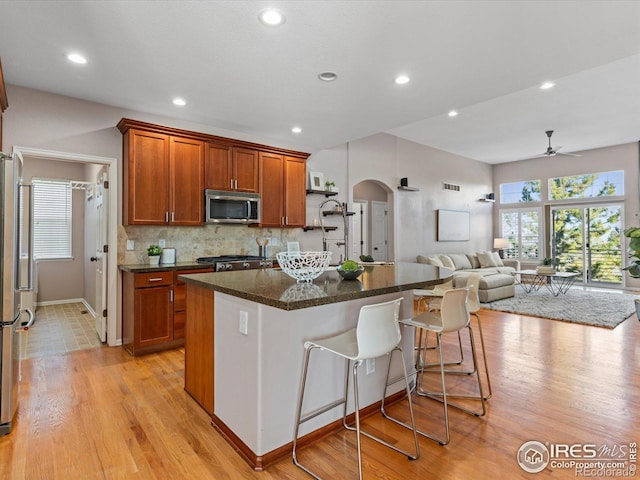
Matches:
[[1, 1, 639, 164]]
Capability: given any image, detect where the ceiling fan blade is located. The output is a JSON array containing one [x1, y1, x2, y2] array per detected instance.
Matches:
[[557, 152, 582, 157]]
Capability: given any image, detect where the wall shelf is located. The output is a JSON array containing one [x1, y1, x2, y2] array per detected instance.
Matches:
[[306, 189, 338, 197], [479, 198, 495, 202], [322, 210, 355, 217], [397, 185, 420, 191], [302, 225, 338, 232]]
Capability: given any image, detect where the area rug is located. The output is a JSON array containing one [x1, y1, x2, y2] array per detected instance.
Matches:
[[481, 288, 638, 329]]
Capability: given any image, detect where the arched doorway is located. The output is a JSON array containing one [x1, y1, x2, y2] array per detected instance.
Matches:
[[352, 180, 394, 261]]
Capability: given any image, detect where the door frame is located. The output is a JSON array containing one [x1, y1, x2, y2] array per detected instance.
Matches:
[[351, 200, 368, 259], [549, 202, 624, 288], [13, 146, 119, 346], [371, 200, 388, 261]]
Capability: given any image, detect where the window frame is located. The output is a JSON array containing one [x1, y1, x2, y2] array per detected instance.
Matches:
[[32, 178, 73, 261], [548, 170, 625, 201], [499, 179, 542, 205], [499, 207, 544, 262]]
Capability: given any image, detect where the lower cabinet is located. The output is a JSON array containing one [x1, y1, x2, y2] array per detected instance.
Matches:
[[122, 268, 212, 356]]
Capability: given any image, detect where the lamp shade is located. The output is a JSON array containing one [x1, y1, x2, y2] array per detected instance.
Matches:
[[493, 238, 508, 249]]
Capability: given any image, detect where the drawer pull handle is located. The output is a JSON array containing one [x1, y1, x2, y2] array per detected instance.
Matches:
[[148, 277, 164, 282]]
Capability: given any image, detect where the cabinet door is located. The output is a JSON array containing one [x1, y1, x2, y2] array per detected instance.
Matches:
[[126, 130, 170, 224], [284, 156, 306, 227], [135, 286, 173, 348], [259, 152, 284, 227], [170, 137, 204, 225], [204, 143, 232, 191], [233, 147, 259, 193]]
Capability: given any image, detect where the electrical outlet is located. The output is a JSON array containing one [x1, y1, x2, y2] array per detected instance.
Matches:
[[366, 359, 375, 375], [239, 311, 248, 335], [158, 239, 166, 248], [126, 240, 135, 250]]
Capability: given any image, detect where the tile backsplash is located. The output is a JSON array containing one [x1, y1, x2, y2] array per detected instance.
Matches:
[[118, 225, 300, 265]]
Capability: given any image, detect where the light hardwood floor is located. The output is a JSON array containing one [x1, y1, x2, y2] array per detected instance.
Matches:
[[1, 309, 639, 479]]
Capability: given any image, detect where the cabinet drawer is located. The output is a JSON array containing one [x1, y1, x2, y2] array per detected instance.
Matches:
[[134, 271, 173, 288]]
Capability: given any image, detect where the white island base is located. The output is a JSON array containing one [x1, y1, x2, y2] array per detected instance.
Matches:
[[211, 290, 415, 469]]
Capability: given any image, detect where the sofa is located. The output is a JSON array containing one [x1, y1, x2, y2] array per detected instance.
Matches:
[[416, 252, 520, 303]]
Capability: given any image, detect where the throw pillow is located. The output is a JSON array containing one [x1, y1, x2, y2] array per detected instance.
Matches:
[[427, 256, 445, 267], [476, 251, 497, 268], [466, 254, 481, 269], [448, 253, 472, 270], [491, 251, 504, 266], [438, 255, 456, 270]]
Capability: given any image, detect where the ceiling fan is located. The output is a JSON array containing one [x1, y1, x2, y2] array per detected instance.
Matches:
[[534, 130, 581, 158]]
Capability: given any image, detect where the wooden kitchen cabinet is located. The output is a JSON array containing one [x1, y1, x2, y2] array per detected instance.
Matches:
[[122, 267, 212, 356], [259, 153, 306, 228], [120, 122, 204, 226], [204, 143, 259, 193]]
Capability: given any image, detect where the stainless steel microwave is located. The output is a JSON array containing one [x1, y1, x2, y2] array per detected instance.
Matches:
[[205, 190, 260, 224]]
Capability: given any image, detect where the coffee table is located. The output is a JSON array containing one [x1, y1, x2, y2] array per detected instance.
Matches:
[[514, 270, 579, 296]]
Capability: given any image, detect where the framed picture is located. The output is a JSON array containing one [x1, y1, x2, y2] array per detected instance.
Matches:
[[309, 171, 324, 191], [437, 209, 470, 241]]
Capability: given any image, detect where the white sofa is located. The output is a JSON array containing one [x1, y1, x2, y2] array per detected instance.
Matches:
[[416, 252, 520, 302]]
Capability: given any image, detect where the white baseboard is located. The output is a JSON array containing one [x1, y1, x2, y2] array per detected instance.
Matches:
[[36, 298, 98, 319]]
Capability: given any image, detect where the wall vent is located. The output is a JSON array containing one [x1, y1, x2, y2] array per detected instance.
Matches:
[[443, 182, 461, 192]]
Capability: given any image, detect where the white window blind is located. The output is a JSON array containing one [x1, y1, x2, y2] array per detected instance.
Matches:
[[32, 178, 72, 260]]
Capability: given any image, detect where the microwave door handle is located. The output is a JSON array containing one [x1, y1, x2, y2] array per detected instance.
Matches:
[[247, 200, 252, 221]]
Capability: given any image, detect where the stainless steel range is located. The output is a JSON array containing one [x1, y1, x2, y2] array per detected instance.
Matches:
[[196, 255, 273, 272]]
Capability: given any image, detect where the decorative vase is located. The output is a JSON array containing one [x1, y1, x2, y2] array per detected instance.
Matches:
[[149, 255, 160, 266]]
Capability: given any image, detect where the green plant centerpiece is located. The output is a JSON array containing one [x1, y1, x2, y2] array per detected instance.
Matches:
[[147, 244, 162, 265], [623, 227, 640, 277], [337, 259, 364, 280], [536, 257, 557, 274]]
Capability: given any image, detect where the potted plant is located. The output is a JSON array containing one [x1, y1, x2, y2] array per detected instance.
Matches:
[[536, 257, 557, 274], [324, 180, 338, 193], [147, 244, 162, 266], [622, 227, 640, 320]]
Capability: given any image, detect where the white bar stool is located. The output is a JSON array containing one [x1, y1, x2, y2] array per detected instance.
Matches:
[[383, 287, 486, 445], [292, 298, 420, 479]]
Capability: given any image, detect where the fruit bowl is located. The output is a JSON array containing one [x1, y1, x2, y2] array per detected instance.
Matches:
[[337, 265, 365, 280], [276, 251, 332, 283]]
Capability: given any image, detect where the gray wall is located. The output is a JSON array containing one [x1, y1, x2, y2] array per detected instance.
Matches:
[[23, 157, 86, 303]]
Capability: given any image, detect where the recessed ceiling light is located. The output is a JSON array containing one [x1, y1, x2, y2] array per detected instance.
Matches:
[[172, 98, 187, 106], [259, 9, 285, 26], [394, 75, 410, 85], [67, 53, 87, 64], [448, 110, 458, 117], [318, 71, 338, 82], [540, 81, 555, 90], [291, 126, 302, 134]]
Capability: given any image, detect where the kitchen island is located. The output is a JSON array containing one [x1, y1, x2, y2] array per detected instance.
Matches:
[[179, 262, 451, 470]]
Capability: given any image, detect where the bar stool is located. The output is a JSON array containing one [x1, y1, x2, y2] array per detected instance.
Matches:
[[383, 287, 486, 445], [292, 298, 420, 479]]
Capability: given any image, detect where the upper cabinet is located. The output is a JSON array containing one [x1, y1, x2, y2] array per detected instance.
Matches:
[[205, 144, 258, 193], [259, 153, 306, 228], [118, 118, 310, 227], [120, 126, 203, 226]]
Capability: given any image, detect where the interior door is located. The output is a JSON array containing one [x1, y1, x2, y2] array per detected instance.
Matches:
[[551, 204, 622, 286], [95, 170, 108, 342], [351, 201, 368, 258], [371, 201, 388, 261]]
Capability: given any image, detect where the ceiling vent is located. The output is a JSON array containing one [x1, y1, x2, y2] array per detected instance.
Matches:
[[443, 182, 461, 192]]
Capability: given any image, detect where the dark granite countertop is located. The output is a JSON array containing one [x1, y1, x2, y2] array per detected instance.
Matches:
[[178, 262, 452, 311], [119, 262, 213, 273]]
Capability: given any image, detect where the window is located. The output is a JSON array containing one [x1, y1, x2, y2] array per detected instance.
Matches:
[[549, 170, 624, 200], [33, 178, 72, 260], [500, 208, 542, 261], [500, 180, 541, 204]]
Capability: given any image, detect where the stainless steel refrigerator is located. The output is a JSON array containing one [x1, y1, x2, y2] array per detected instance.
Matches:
[[0, 150, 33, 436]]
